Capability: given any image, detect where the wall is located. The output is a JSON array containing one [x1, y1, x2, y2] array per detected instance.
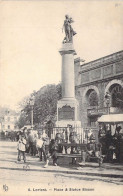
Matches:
[[75, 50, 123, 127]]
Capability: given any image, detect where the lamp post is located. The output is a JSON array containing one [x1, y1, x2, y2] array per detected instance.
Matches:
[[29, 96, 35, 128], [105, 92, 111, 114]]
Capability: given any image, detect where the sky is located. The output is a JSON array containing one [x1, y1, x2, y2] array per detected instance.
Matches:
[[0, 0, 123, 110]]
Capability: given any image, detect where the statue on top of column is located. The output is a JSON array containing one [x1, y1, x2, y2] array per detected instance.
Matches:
[[62, 15, 77, 44]]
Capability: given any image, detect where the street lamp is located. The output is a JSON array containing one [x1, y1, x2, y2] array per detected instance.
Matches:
[[29, 96, 35, 128], [105, 92, 111, 114]]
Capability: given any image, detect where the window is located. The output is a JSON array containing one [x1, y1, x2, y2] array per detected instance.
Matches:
[[8, 125, 10, 129]]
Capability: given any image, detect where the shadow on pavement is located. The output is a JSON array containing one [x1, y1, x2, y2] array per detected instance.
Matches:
[[0, 145, 16, 149], [0, 151, 17, 155], [0, 159, 16, 163]]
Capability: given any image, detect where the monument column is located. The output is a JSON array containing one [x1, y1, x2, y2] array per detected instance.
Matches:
[[56, 15, 81, 128], [60, 43, 76, 99]]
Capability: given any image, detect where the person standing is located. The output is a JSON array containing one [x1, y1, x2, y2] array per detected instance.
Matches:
[[28, 129, 34, 156], [17, 134, 27, 163], [40, 130, 48, 162], [40, 130, 50, 168], [49, 139, 59, 166], [36, 133, 44, 161], [33, 132, 38, 156]]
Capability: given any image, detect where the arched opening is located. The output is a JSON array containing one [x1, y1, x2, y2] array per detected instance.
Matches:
[[85, 89, 99, 127], [86, 89, 98, 107], [109, 84, 123, 108]]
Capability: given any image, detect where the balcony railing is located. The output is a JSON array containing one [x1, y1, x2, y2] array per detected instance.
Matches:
[[87, 107, 108, 117]]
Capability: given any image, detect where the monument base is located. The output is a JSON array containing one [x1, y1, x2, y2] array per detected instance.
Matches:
[[55, 120, 81, 127], [56, 98, 81, 127]]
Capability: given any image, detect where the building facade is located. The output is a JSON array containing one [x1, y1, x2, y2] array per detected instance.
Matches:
[[0, 111, 19, 132], [74, 50, 123, 127]]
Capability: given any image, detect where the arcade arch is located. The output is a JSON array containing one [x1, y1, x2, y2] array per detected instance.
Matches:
[[82, 86, 99, 107], [105, 79, 123, 94], [105, 80, 123, 108]]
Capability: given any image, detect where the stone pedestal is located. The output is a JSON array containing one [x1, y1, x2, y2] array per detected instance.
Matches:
[[56, 98, 81, 127], [56, 43, 81, 128]]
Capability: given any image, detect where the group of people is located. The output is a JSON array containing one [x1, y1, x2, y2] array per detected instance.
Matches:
[[17, 128, 61, 167], [0, 130, 18, 141], [99, 125, 123, 163]]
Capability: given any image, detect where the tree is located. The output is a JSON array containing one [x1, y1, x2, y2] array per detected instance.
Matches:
[[15, 111, 29, 129], [17, 83, 62, 128], [16, 95, 31, 128], [33, 83, 62, 125]]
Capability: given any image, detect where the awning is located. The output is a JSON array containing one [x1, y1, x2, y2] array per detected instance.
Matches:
[[98, 114, 123, 123]]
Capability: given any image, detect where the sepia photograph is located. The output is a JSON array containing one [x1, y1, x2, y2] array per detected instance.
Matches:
[[0, 0, 123, 196]]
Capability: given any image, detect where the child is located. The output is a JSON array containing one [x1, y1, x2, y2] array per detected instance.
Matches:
[[17, 134, 26, 163]]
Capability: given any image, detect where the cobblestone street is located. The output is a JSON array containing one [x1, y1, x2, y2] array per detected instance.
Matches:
[[0, 141, 123, 196]]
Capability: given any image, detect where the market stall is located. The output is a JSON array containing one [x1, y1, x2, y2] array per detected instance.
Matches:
[[98, 114, 123, 163]]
